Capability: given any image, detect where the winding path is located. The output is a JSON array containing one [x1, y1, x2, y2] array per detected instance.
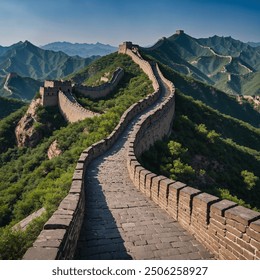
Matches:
[[74, 64, 213, 260]]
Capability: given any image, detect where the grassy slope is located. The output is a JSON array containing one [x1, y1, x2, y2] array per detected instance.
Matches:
[[0, 52, 152, 259], [140, 64, 260, 210]]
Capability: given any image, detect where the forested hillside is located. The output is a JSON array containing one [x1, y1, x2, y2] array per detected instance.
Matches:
[[141, 64, 260, 211], [0, 52, 152, 259], [0, 97, 26, 119]]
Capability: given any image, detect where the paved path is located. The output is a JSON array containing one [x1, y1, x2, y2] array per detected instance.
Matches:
[[75, 65, 214, 260]]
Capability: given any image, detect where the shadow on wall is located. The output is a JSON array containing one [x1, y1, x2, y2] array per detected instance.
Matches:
[[74, 169, 132, 260]]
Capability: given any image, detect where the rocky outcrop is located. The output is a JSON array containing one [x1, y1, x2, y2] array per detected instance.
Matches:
[[47, 140, 62, 159], [15, 98, 43, 147]]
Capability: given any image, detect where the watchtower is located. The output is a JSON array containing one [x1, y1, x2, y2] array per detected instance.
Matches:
[[40, 80, 72, 106], [176, 30, 184, 35]]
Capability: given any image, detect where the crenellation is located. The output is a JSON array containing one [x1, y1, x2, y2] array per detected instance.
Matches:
[[23, 41, 260, 261]]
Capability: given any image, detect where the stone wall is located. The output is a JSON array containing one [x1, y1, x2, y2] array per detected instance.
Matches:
[[126, 160, 260, 259], [23, 46, 161, 260], [74, 67, 124, 99], [125, 48, 260, 260], [40, 80, 72, 107], [23, 43, 260, 260], [58, 91, 99, 123]]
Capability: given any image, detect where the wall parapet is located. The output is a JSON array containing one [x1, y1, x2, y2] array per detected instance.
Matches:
[[125, 48, 260, 260], [74, 67, 124, 99], [23, 46, 162, 260], [58, 91, 99, 123]]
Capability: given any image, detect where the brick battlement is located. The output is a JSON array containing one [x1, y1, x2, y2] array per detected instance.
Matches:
[[23, 42, 259, 260]]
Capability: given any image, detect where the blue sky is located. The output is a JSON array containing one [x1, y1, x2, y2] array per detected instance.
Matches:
[[0, 0, 259, 46]]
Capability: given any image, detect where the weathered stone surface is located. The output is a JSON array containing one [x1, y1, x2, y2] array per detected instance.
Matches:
[[225, 206, 260, 225], [74, 52, 212, 261], [250, 219, 260, 233], [47, 140, 62, 159], [15, 98, 43, 148], [210, 200, 237, 216], [23, 247, 59, 260], [44, 216, 72, 229], [193, 193, 220, 207]]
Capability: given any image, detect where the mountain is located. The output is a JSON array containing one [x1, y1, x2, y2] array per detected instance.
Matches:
[[247, 42, 260, 48], [0, 41, 98, 81], [40, 41, 117, 57], [142, 31, 260, 96], [0, 96, 25, 119], [0, 41, 98, 101], [0, 72, 42, 101]]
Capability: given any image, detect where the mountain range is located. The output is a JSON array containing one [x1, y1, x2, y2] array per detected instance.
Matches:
[[0, 33, 259, 102], [143, 32, 260, 96], [40, 41, 117, 57], [0, 41, 98, 101]]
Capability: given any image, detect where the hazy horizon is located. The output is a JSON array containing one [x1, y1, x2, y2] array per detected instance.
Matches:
[[0, 0, 259, 47]]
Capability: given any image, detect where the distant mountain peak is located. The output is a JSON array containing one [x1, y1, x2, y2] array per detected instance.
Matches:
[[143, 31, 260, 97], [40, 41, 117, 58]]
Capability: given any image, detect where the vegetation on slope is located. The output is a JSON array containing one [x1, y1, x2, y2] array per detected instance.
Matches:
[[0, 41, 98, 101], [0, 106, 27, 154], [71, 54, 153, 113], [0, 97, 26, 119], [143, 33, 260, 96], [0, 53, 152, 259], [141, 91, 260, 210], [141, 52, 260, 127]]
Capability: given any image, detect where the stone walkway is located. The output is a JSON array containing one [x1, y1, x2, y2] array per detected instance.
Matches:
[[74, 65, 214, 260]]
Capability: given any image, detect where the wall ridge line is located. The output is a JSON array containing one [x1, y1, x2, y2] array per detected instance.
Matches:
[[124, 43, 260, 260]]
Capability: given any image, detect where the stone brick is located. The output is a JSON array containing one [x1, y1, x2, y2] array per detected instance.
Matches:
[[192, 193, 219, 226], [160, 178, 175, 194], [210, 199, 237, 216], [210, 218, 226, 230], [158, 180, 170, 211], [75, 162, 84, 170], [250, 219, 260, 233], [225, 206, 260, 226], [242, 234, 250, 243], [23, 247, 59, 260], [209, 213, 226, 224], [150, 176, 166, 203], [134, 166, 144, 189], [178, 187, 201, 228], [44, 216, 72, 230], [246, 227, 260, 242], [69, 180, 82, 194], [226, 232, 236, 242], [250, 238, 260, 251], [236, 238, 255, 254], [145, 173, 157, 197], [139, 169, 151, 192], [235, 221, 246, 233], [226, 224, 243, 238], [243, 249, 254, 260]]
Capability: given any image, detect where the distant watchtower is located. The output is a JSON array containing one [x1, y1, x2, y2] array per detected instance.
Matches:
[[39, 80, 72, 106], [176, 30, 184, 35], [118, 42, 133, 54]]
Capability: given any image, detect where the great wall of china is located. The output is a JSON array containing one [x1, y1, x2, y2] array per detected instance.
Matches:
[[39, 67, 124, 123], [23, 42, 259, 260], [75, 67, 124, 99]]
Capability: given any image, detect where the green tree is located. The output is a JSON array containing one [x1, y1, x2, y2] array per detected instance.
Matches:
[[241, 170, 258, 190]]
